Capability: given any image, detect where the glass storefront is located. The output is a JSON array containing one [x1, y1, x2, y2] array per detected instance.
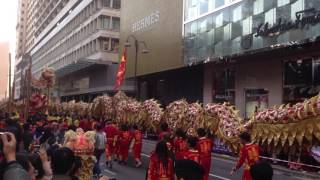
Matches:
[[184, 0, 320, 64], [283, 58, 320, 104]]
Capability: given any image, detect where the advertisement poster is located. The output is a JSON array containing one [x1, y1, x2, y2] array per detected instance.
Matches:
[[245, 89, 269, 119], [212, 138, 233, 155]]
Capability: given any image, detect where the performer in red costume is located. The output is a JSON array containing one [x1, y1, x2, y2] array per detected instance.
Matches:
[[159, 122, 171, 141], [231, 132, 260, 180], [132, 124, 142, 167], [118, 124, 132, 164], [104, 120, 119, 168], [197, 128, 213, 180], [183, 137, 200, 164], [147, 141, 174, 180], [173, 128, 188, 160]]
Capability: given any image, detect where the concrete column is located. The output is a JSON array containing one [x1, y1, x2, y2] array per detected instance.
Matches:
[[96, 39, 101, 51], [108, 38, 112, 51], [203, 64, 213, 105]]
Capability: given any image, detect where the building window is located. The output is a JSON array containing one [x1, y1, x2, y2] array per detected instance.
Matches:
[[111, 39, 119, 52], [213, 68, 235, 105], [277, 0, 290, 7], [253, 0, 264, 15], [185, 0, 198, 21], [112, 17, 120, 30], [113, 0, 121, 9], [101, 15, 110, 29], [200, 0, 209, 15], [291, 0, 304, 21], [283, 58, 316, 104], [264, 8, 276, 26], [102, 0, 111, 7], [215, 0, 225, 8]]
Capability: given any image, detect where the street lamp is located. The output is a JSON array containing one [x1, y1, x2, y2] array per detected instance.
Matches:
[[125, 35, 150, 99]]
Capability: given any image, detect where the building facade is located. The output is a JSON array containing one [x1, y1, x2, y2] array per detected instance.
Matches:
[[15, 0, 131, 102], [121, 0, 320, 117], [0, 42, 10, 100], [184, 0, 320, 118], [120, 0, 203, 105]]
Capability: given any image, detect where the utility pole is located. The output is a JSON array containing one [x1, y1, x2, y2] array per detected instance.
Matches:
[[8, 53, 12, 113]]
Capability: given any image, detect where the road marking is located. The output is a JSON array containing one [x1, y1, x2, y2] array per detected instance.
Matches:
[[104, 169, 116, 176], [209, 173, 231, 180], [142, 153, 151, 157]]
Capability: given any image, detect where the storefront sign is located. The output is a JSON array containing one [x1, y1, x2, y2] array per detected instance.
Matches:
[[256, 8, 320, 37], [132, 11, 160, 33]]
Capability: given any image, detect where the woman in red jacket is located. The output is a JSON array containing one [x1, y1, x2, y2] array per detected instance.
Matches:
[[146, 141, 174, 180]]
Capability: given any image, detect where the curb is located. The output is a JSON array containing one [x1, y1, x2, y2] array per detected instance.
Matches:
[[212, 153, 320, 179]]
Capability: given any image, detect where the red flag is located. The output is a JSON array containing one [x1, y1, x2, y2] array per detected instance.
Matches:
[[115, 48, 127, 90]]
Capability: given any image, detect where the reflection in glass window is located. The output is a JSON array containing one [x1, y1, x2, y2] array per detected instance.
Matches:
[[232, 5, 242, 22], [101, 16, 110, 29], [291, 0, 305, 21], [253, 0, 264, 15], [200, 0, 209, 15], [185, 0, 198, 21], [112, 17, 120, 30], [215, 0, 225, 8], [191, 21, 198, 36], [208, 0, 215, 11], [242, 16, 252, 35], [216, 12, 223, 27], [113, 0, 121, 9], [224, 24, 231, 40], [265, 8, 276, 26], [199, 18, 208, 33], [102, 0, 111, 7], [278, 0, 290, 7]]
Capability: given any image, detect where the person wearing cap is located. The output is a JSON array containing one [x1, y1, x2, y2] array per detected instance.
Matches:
[[230, 132, 260, 180]]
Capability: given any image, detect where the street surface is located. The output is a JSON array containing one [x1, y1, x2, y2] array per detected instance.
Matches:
[[99, 140, 311, 180]]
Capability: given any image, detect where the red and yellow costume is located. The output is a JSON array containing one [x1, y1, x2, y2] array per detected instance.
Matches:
[[197, 137, 213, 180], [183, 149, 200, 164], [104, 124, 119, 159], [133, 129, 142, 160], [119, 130, 132, 162], [173, 137, 188, 160], [147, 152, 174, 180], [235, 143, 260, 180]]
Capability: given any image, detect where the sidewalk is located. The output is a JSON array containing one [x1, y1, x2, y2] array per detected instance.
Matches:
[[213, 153, 320, 180]]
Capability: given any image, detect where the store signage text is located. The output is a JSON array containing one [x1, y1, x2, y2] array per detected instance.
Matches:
[[256, 8, 320, 37], [132, 11, 160, 33]]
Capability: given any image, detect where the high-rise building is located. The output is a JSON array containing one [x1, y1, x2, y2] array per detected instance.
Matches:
[[0, 42, 10, 100], [15, 0, 131, 101]]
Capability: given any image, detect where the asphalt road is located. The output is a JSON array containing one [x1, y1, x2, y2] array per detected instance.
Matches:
[[98, 140, 310, 180]]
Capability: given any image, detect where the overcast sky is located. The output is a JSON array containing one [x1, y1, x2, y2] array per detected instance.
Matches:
[[0, 0, 18, 59]]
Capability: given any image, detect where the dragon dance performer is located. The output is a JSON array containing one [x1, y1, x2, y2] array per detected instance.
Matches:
[[197, 128, 213, 180], [159, 122, 171, 141], [173, 128, 188, 160], [231, 132, 260, 180], [183, 137, 200, 164], [118, 124, 132, 164], [147, 141, 174, 180], [132, 125, 142, 167], [104, 120, 119, 168]]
